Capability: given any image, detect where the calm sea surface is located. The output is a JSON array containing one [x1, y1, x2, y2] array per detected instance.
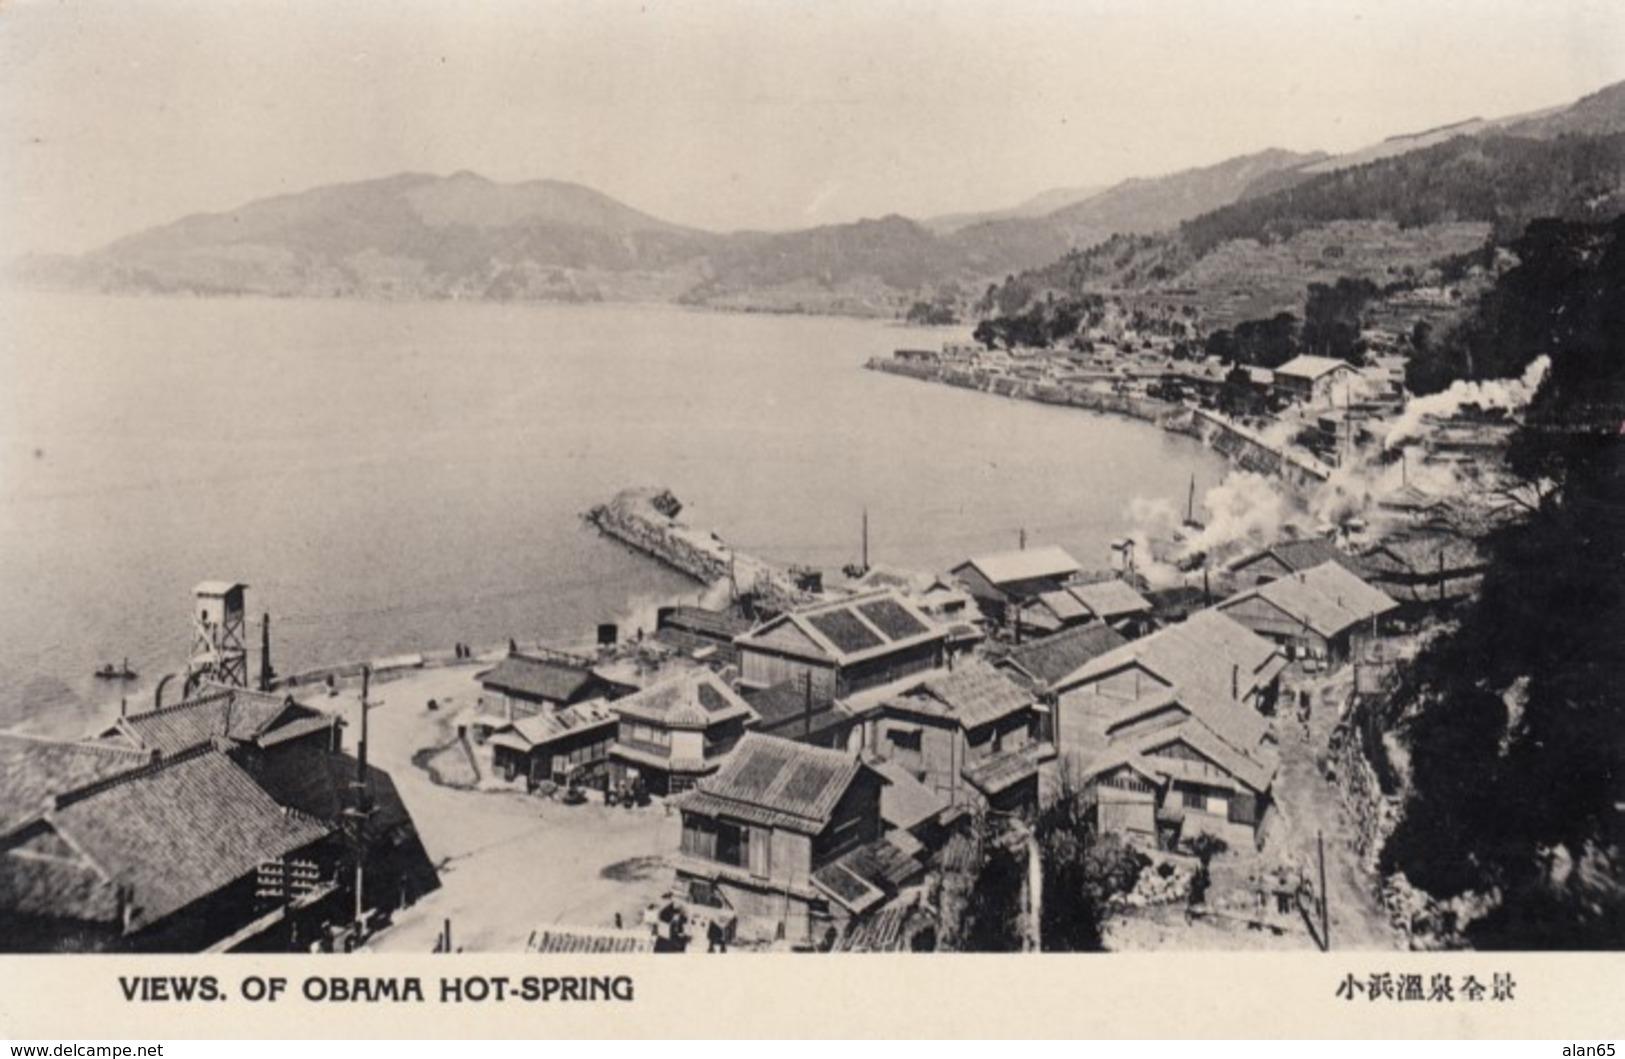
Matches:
[[0, 293, 1226, 737]]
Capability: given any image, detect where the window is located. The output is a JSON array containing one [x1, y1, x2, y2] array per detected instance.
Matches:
[[715, 820, 750, 869], [888, 728, 921, 753], [1182, 787, 1206, 810]]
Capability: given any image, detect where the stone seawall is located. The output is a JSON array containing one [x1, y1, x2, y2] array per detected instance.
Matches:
[[867, 357, 1326, 495], [585, 487, 808, 613]]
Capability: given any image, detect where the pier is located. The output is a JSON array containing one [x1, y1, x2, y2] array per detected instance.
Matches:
[[584, 487, 810, 613]]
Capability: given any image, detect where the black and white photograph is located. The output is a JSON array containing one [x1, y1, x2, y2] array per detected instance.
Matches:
[[0, 0, 1621, 1027]]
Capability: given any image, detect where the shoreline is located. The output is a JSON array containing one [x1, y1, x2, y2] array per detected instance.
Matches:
[[866, 355, 1329, 497]]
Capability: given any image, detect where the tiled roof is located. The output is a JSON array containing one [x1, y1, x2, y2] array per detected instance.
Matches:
[[954, 546, 1079, 588], [1033, 589, 1092, 624], [743, 681, 853, 739], [870, 760, 949, 832], [476, 654, 600, 704], [812, 837, 925, 915], [650, 626, 740, 667], [961, 746, 1041, 796], [0, 733, 150, 835], [1230, 537, 1363, 577], [610, 670, 756, 730], [3, 748, 333, 932], [525, 926, 654, 954], [658, 606, 753, 641], [1275, 355, 1359, 381], [1221, 561, 1397, 638], [110, 686, 323, 757], [675, 733, 861, 835], [1056, 609, 1284, 704], [507, 699, 618, 747], [735, 590, 944, 667], [1000, 622, 1129, 689], [1066, 578, 1154, 619], [889, 661, 1034, 730]]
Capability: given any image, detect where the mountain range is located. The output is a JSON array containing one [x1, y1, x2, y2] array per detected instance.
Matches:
[[11, 79, 1625, 317]]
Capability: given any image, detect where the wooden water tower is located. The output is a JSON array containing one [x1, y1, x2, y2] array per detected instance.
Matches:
[[189, 580, 250, 690]]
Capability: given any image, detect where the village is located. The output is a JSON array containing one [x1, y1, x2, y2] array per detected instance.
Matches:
[[0, 322, 1515, 956]]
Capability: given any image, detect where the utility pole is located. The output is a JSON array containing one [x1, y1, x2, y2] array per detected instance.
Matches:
[[347, 665, 375, 936], [1018, 527, 1027, 551], [258, 613, 274, 692], [1317, 829, 1330, 951], [861, 508, 869, 572]]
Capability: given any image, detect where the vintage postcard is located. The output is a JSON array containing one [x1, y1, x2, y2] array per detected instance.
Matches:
[[0, 0, 1620, 1039]]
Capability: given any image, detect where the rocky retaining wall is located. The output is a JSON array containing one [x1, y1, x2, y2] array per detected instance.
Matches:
[[867, 358, 1323, 494], [585, 487, 808, 614]]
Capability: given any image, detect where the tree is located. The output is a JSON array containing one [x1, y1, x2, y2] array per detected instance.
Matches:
[[1379, 216, 1625, 949], [1302, 277, 1378, 364]]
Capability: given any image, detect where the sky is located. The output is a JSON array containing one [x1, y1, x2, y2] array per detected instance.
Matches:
[[2, 0, 1623, 254]]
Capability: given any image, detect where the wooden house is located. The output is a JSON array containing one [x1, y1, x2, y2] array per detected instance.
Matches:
[[950, 546, 1081, 626], [1016, 578, 1153, 638], [1080, 685, 1279, 851], [486, 699, 618, 787], [853, 660, 1049, 817], [742, 681, 859, 750], [734, 590, 946, 702], [1049, 609, 1286, 767], [1227, 537, 1366, 587], [652, 605, 752, 670], [1217, 561, 1397, 664], [1272, 355, 1361, 406], [672, 733, 887, 943], [0, 739, 335, 952], [475, 651, 609, 710], [607, 670, 758, 796], [1359, 532, 1489, 612]]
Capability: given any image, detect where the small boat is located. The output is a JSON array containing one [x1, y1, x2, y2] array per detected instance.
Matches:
[[94, 659, 137, 681]]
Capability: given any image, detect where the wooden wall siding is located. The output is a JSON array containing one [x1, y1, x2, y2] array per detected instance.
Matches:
[[813, 773, 882, 866], [680, 817, 718, 860], [1221, 596, 1331, 650], [771, 829, 812, 880], [1098, 795, 1156, 837], [1151, 741, 1243, 790], [741, 652, 839, 700], [1228, 790, 1260, 825], [1234, 556, 1294, 584], [841, 642, 943, 694], [670, 729, 705, 763], [747, 825, 771, 877]]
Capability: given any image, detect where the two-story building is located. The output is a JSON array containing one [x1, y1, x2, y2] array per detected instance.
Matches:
[[1049, 609, 1286, 767], [606, 670, 758, 796], [671, 733, 887, 943], [734, 590, 946, 703], [1272, 355, 1361, 407], [1216, 561, 1397, 665], [949, 546, 1080, 626], [852, 660, 1049, 817]]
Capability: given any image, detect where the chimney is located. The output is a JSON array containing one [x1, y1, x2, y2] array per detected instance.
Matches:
[[1231, 664, 1239, 701], [120, 697, 127, 718]]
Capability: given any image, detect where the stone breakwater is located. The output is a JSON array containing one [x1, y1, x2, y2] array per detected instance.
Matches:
[[584, 487, 808, 613], [866, 356, 1328, 495]]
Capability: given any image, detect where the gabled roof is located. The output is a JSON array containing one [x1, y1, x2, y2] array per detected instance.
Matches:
[[1220, 561, 1397, 638], [962, 745, 1042, 796], [1099, 685, 1268, 768], [1055, 609, 1284, 703], [1066, 578, 1154, 619], [1031, 589, 1092, 624], [734, 590, 944, 667], [870, 760, 949, 833], [658, 606, 753, 642], [611, 670, 756, 730], [883, 660, 1034, 730], [0, 747, 332, 932], [1274, 355, 1360, 381], [743, 682, 852, 738], [1228, 537, 1361, 577], [102, 686, 331, 758], [0, 733, 151, 836], [1361, 534, 1488, 577], [952, 546, 1080, 589], [1083, 713, 1277, 796], [999, 623, 1130, 690], [476, 653, 600, 703], [675, 733, 866, 835], [506, 699, 618, 747]]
